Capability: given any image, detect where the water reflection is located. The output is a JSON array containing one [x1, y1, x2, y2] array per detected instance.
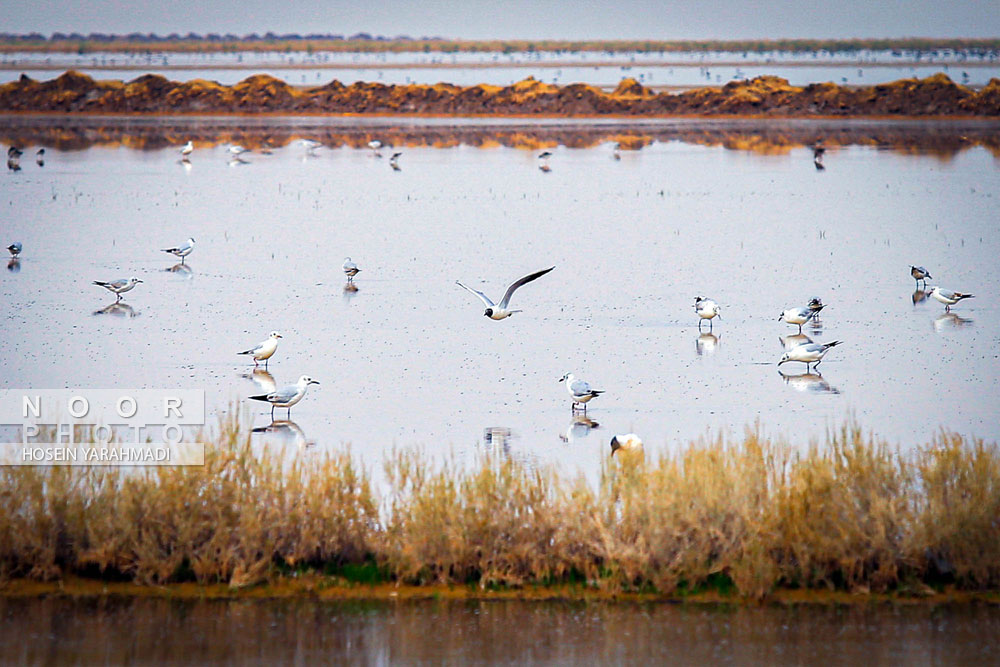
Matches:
[[251, 418, 314, 449], [934, 312, 974, 331], [779, 369, 840, 394], [7, 258, 20, 273], [779, 333, 813, 351], [342, 282, 359, 302], [695, 332, 720, 356], [242, 369, 277, 395], [93, 301, 138, 317], [559, 414, 600, 443], [912, 289, 928, 305], [166, 262, 193, 277], [483, 426, 515, 453]]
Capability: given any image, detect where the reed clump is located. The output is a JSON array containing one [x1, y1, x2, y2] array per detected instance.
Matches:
[[0, 421, 997, 598]]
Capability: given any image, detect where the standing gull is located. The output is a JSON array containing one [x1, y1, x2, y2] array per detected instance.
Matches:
[[162, 237, 195, 264], [928, 287, 974, 311], [249, 375, 319, 418], [910, 266, 932, 288], [559, 373, 604, 412], [238, 331, 282, 369], [456, 266, 555, 320], [180, 141, 193, 159], [779, 305, 823, 333], [93, 277, 142, 301], [343, 257, 361, 282], [6, 242, 21, 258], [778, 340, 843, 371], [694, 296, 722, 329], [368, 140, 383, 156], [35, 148, 45, 166], [299, 139, 323, 154]]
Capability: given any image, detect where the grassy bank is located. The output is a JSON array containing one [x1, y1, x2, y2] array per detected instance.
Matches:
[[1, 418, 998, 601]]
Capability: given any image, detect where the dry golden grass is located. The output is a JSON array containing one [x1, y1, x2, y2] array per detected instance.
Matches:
[[1, 420, 997, 597]]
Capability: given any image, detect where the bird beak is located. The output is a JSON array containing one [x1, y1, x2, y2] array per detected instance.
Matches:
[[309, 380, 319, 385], [136, 279, 144, 283], [778, 359, 787, 366], [277, 335, 283, 338]]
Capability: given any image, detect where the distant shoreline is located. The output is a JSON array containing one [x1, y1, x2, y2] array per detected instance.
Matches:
[[2, 37, 999, 55]]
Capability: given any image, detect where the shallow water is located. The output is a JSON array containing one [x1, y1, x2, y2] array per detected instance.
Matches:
[[2, 48, 998, 87], [1, 597, 998, 664], [1, 117, 998, 478]]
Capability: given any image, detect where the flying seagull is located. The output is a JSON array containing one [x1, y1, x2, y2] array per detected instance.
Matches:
[[162, 237, 195, 263], [249, 375, 319, 418], [559, 373, 604, 412], [238, 331, 282, 369], [779, 340, 843, 372], [928, 287, 974, 311], [456, 266, 555, 320], [93, 277, 142, 301]]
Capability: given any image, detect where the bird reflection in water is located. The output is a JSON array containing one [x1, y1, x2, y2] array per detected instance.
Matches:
[[538, 164, 551, 173], [166, 263, 193, 277], [933, 312, 973, 331], [779, 333, 813, 351], [778, 369, 840, 394], [559, 414, 599, 443], [94, 302, 138, 317], [7, 259, 19, 273], [242, 369, 277, 395], [696, 332, 720, 356], [912, 290, 928, 305], [343, 281, 359, 301], [483, 427, 515, 454], [252, 419, 315, 449]]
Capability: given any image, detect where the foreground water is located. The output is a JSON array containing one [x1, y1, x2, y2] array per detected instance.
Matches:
[[1, 597, 998, 664], [1, 117, 998, 477]]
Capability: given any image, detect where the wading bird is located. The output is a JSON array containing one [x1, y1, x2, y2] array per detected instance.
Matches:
[[238, 331, 282, 369], [694, 296, 722, 329], [928, 287, 974, 311], [911, 265, 932, 288], [343, 257, 361, 282], [779, 305, 823, 333], [249, 375, 319, 418], [778, 340, 842, 372], [93, 277, 142, 301], [559, 373, 604, 412], [162, 237, 195, 263]]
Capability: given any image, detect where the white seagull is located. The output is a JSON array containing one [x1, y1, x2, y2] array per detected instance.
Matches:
[[928, 287, 974, 311], [559, 373, 604, 411], [343, 257, 361, 282], [610, 433, 643, 457], [162, 237, 195, 263], [238, 331, 282, 368], [249, 375, 319, 418], [778, 340, 843, 371], [228, 145, 250, 156], [456, 267, 555, 320], [694, 296, 722, 329], [93, 277, 142, 301], [910, 266, 932, 287], [180, 141, 194, 158], [299, 139, 323, 154], [779, 305, 824, 333], [368, 140, 382, 155]]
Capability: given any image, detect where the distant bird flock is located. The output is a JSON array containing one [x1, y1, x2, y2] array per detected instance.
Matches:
[[4, 140, 980, 453]]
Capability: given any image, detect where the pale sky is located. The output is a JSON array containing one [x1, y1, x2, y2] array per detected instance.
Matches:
[[2, 0, 998, 40]]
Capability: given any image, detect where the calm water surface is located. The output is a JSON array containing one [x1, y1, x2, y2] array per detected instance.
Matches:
[[1, 597, 998, 665], [0, 117, 998, 479]]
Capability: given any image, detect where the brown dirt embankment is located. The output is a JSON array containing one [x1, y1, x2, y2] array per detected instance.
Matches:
[[1, 70, 999, 116]]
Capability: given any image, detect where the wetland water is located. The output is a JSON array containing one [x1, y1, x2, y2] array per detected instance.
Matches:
[[1, 117, 998, 478], [1, 597, 999, 664]]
